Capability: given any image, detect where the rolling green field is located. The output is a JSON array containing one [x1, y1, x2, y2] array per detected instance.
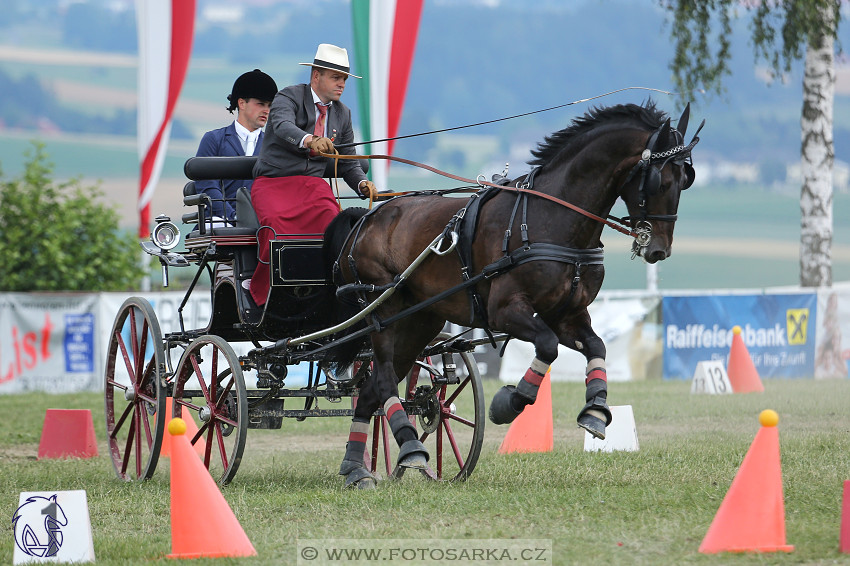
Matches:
[[3, 379, 850, 565]]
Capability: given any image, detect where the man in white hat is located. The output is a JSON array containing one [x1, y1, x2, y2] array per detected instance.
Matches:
[[249, 43, 377, 306]]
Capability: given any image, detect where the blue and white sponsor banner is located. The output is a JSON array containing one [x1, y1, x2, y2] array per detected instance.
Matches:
[[663, 293, 817, 380]]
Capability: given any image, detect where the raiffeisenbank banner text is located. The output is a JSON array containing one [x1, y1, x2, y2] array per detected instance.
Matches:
[[662, 293, 817, 379]]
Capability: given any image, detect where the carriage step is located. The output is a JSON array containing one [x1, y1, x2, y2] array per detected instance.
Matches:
[[247, 415, 283, 429]]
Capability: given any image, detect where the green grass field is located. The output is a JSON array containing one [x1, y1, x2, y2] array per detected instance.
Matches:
[[3, 379, 850, 565]]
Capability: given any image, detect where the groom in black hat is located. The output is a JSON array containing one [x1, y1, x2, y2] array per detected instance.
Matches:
[[194, 68, 278, 222]]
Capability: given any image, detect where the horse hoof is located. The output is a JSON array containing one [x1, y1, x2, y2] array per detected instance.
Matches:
[[348, 476, 377, 490], [398, 439, 429, 470], [489, 385, 522, 425], [577, 413, 606, 440], [342, 464, 377, 489]]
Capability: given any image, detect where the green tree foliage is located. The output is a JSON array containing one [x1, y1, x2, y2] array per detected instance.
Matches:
[[0, 143, 143, 291], [662, 0, 842, 99]]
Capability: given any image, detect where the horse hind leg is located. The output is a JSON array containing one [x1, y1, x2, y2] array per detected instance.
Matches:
[[384, 396, 429, 470], [339, 418, 377, 489], [577, 358, 613, 440]]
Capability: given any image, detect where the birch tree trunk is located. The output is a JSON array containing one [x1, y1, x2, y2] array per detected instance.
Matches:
[[799, 7, 835, 287]]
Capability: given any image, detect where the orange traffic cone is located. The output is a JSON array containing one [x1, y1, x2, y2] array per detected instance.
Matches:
[[38, 409, 98, 459], [699, 410, 793, 554], [498, 371, 553, 454], [840, 480, 850, 553], [727, 326, 764, 393], [160, 397, 204, 458], [167, 418, 256, 559]]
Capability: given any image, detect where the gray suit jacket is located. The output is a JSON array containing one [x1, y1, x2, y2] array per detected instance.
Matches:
[[252, 83, 367, 191]]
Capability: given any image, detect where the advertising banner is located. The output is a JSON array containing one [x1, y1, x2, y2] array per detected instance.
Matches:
[[0, 294, 100, 393], [662, 293, 817, 380]]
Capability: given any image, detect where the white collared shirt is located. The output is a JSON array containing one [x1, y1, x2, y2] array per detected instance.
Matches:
[[234, 120, 261, 155]]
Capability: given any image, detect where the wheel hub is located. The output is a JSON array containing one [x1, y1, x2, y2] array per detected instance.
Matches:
[[414, 386, 441, 434]]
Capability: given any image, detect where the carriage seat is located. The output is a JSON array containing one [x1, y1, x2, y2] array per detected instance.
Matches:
[[181, 155, 369, 243]]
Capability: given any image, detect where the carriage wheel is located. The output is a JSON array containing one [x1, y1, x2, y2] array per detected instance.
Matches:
[[104, 297, 166, 481], [370, 333, 485, 481], [171, 335, 247, 485]]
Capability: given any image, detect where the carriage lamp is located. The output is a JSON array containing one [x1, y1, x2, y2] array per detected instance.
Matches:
[[152, 215, 180, 251]]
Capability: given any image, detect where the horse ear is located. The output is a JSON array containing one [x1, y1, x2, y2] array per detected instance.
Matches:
[[653, 119, 671, 151], [677, 103, 691, 138]]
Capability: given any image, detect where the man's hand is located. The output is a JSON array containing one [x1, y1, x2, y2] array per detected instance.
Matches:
[[309, 136, 335, 155], [358, 180, 377, 200]]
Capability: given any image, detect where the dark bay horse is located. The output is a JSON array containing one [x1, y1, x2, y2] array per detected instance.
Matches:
[[326, 100, 701, 488]]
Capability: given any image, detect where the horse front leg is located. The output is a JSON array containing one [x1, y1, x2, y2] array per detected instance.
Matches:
[[555, 311, 612, 440], [488, 301, 560, 425]]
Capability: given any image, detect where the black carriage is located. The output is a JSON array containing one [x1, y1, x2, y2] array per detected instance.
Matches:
[[104, 156, 486, 485]]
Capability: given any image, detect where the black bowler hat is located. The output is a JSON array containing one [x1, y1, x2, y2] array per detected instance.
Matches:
[[226, 69, 278, 112]]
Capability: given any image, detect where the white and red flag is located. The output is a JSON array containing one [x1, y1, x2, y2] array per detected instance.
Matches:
[[136, 0, 195, 238]]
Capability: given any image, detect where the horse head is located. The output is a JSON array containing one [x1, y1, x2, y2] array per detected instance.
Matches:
[[619, 103, 702, 263]]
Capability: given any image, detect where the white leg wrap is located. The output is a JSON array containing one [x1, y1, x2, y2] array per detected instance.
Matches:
[[530, 357, 550, 375], [586, 358, 606, 375]]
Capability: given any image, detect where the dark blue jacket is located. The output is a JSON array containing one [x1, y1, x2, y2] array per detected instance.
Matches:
[[194, 122, 263, 219]]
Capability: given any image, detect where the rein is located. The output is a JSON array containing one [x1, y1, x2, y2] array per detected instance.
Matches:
[[322, 150, 638, 238]]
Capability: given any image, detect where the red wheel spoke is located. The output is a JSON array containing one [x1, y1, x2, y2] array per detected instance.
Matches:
[[444, 411, 475, 428], [106, 379, 128, 392], [443, 375, 471, 406], [134, 404, 143, 477], [214, 379, 235, 411], [203, 427, 214, 468], [135, 319, 149, 385], [121, 416, 136, 475], [115, 331, 136, 381], [128, 309, 138, 369], [176, 398, 204, 413], [381, 416, 391, 476], [112, 402, 134, 439], [213, 413, 238, 429], [437, 411, 444, 478], [192, 355, 211, 402], [141, 404, 153, 446], [214, 422, 228, 469], [442, 418, 465, 466], [210, 347, 219, 400]]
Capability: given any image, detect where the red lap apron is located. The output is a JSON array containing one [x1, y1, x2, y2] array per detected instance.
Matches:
[[249, 175, 340, 306]]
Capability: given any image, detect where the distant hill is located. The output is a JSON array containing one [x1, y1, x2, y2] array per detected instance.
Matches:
[[0, 0, 847, 183]]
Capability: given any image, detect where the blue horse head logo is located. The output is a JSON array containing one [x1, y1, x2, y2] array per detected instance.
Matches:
[[13, 494, 68, 558]]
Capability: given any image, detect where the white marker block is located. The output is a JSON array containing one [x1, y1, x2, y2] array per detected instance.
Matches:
[[13, 490, 95, 564], [584, 405, 639, 452], [690, 360, 733, 395]]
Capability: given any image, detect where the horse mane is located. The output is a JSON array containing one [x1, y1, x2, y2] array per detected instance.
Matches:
[[528, 99, 667, 167]]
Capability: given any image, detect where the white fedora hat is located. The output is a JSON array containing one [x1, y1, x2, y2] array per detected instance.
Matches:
[[299, 43, 361, 79]]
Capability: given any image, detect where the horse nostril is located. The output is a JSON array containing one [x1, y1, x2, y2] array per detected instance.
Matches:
[[648, 250, 667, 263]]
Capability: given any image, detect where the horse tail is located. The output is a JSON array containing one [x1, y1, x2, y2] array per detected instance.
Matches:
[[322, 207, 370, 376]]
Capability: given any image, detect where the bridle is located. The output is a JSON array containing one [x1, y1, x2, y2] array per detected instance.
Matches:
[[617, 115, 704, 255]]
